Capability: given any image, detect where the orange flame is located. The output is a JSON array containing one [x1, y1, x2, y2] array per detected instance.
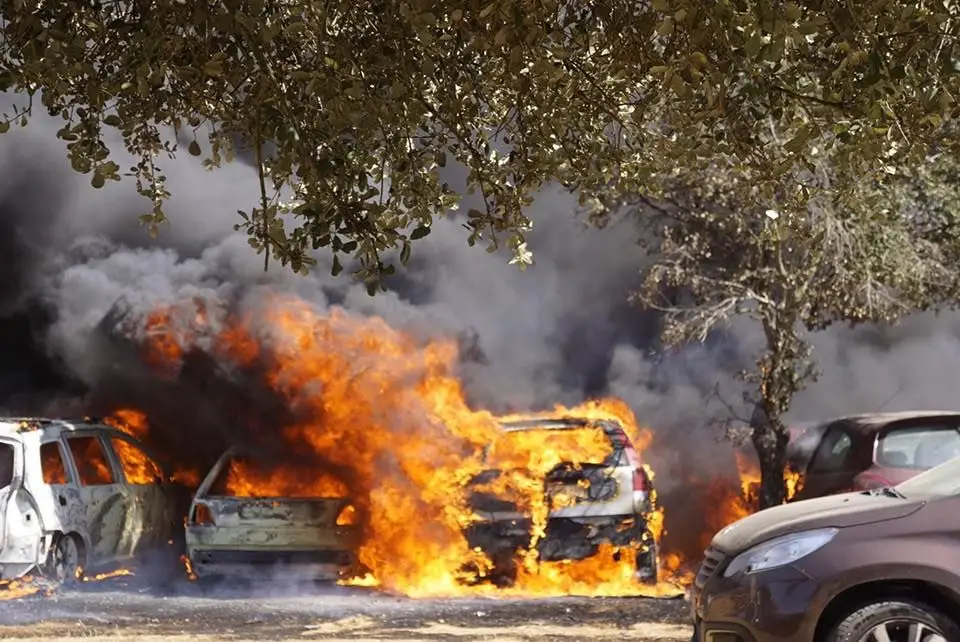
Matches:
[[699, 451, 806, 551], [104, 410, 201, 487], [0, 575, 49, 600], [124, 296, 688, 597]]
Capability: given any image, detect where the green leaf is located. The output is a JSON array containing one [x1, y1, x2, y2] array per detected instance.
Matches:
[[202, 59, 224, 77], [410, 225, 431, 240], [188, 140, 202, 156], [91, 173, 106, 189], [0, 120, 9, 134], [103, 114, 122, 127], [656, 18, 674, 36], [331, 255, 343, 276], [784, 125, 813, 152]]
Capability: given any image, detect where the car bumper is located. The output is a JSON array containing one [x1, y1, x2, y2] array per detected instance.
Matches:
[[188, 548, 356, 581], [465, 514, 658, 580], [690, 565, 820, 642]]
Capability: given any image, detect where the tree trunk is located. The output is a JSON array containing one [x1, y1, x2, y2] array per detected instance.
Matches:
[[751, 423, 789, 509]]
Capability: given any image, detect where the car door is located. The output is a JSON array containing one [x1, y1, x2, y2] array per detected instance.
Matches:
[[39, 440, 85, 537], [104, 432, 169, 557], [62, 432, 130, 567], [796, 421, 869, 499]]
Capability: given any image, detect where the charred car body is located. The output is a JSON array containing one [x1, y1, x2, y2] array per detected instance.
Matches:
[[464, 418, 659, 584], [0, 418, 188, 584], [185, 447, 360, 581]]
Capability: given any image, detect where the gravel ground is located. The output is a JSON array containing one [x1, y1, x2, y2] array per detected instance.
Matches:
[[0, 576, 691, 640]]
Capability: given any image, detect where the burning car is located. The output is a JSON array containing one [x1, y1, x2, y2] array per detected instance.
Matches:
[[185, 447, 360, 581], [0, 418, 188, 584], [787, 411, 960, 500], [463, 417, 659, 585]]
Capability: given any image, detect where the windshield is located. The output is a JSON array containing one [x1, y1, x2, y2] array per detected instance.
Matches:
[[896, 455, 960, 497], [876, 425, 960, 469]]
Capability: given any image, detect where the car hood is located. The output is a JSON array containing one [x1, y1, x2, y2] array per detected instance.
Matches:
[[710, 491, 924, 554]]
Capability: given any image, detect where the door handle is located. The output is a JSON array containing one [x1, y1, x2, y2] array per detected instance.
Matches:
[[58, 495, 67, 506]]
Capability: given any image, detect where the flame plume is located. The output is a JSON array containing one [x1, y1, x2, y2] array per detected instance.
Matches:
[[111, 295, 690, 597]]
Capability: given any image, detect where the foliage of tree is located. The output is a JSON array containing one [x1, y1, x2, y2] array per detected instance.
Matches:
[[629, 162, 958, 508], [2, 1, 960, 290]]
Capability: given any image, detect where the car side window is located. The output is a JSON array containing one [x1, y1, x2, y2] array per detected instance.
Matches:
[[0, 443, 13, 489], [40, 442, 70, 485], [65, 436, 116, 486], [109, 436, 164, 485], [809, 427, 854, 473]]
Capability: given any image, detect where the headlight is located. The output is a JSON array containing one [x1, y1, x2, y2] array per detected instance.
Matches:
[[722, 528, 837, 577]]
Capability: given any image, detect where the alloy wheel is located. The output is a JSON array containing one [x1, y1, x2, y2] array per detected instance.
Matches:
[[859, 620, 947, 642]]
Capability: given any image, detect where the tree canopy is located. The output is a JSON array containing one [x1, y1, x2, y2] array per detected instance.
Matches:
[[2, 0, 960, 290], [629, 161, 959, 507]]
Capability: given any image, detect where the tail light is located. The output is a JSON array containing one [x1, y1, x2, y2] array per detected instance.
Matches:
[[336, 504, 358, 526], [611, 426, 653, 512], [191, 503, 215, 526], [855, 473, 892, 490]]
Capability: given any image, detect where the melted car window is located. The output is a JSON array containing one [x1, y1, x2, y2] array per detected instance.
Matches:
[[66, 436, 115, 486], [110, 437, 163, 485], [878, 426, 960, 470], [40, 442, 68, 485], [208, 454, 347, 498], [0, 443, 13, 489]]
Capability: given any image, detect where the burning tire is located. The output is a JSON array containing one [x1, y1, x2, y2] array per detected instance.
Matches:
[[635, 538, 659, 584], [42, 533, 83, 587]]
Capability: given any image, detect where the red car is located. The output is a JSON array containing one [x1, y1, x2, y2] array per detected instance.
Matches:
[[786, 410, 960, 499]]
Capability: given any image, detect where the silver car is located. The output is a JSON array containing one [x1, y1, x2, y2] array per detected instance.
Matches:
[[0, 418, 184, 584], [463, 417, 659, 585], [185, 447, 360, 581]]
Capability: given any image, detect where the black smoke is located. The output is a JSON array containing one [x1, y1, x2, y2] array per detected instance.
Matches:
[[5, 100, 960, 570]]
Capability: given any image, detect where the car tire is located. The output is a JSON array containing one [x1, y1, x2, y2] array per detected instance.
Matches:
[[827, 600, 960, 642], [635, 538, 659, 584], [42, 533, 83, 587]]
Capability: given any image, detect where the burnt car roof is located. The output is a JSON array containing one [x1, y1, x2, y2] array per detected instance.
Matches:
[[498, 417, 621, 432], [0, 417, 96, 435]]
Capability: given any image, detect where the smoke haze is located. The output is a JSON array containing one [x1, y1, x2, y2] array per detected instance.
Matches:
[[4, 104, 960, 564]]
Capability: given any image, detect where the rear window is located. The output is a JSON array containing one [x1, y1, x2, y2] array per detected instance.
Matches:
[[0, 443, 14, 489], [207, 454, 348, 499], [488, 427, 617, 469], [876, 426, 960, 469]]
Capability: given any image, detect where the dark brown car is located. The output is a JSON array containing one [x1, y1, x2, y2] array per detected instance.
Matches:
[[787, 411, 960, 499], [690, 455, 960, 642]]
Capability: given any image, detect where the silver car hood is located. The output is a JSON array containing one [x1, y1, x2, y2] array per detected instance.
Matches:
[[710, 491, 924, 554]]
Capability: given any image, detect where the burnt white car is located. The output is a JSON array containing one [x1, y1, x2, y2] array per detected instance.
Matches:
[[185, 447, 360, 581], [464, 417, 660, 585], [0, 418, 186, 584]]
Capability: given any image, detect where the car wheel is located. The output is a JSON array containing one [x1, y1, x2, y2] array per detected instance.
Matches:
[[635, 538, 659, 584], [827, 600, 960, 642], [42, 534, 82, 586]]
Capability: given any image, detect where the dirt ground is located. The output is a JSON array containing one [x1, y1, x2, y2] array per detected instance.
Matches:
[[0, 578, 691, 641]]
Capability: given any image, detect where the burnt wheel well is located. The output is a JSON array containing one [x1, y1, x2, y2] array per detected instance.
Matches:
[[57, 531, 87, 568], [814, 579, 960, 641]]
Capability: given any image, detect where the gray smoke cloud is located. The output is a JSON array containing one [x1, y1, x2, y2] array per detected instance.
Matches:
[[5, 101, 960, 566]]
